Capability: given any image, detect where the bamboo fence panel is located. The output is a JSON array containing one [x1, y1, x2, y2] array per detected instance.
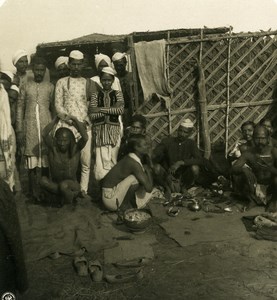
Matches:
[[135, 30, 277, 150]]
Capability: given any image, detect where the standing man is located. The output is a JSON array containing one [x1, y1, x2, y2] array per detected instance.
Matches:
[[16, 56, 54, 199], [12, 49, 31, 88], [112, 52, 134, 126], [55, 50, 94, 198], [54, 56, 69, 81]]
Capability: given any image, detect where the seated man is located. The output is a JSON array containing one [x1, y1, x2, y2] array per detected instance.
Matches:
[[40, 116, 88, 205], [152, 119, 210, 196], [228, 121, 255, 163], [259, 117, 277, 148], [102, 134, 153, 211], [118, 114, 151, 161], [232, 125, 277, 211]]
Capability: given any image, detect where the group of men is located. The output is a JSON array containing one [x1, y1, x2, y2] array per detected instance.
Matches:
[[0, 48, 134, 204], [0, 47, 276, 213]]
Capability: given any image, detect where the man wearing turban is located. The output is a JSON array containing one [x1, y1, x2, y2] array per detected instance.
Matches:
[[112, 52, 133, 126], [54, 56, 69, 80], [152, 119, 212, 196], [91, 53, 121, 91]]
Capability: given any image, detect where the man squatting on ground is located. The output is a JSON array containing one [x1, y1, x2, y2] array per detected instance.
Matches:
[[40, 116, 88, 205], [101, 134, 153, 211], [55, 50, 94, 198], [232, 125, 277, 211]]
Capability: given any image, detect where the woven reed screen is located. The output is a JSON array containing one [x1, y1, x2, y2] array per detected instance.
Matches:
[[135, 31, 277, 153]]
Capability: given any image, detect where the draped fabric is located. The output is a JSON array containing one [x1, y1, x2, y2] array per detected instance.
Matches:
[[0, 84, 15, 190]]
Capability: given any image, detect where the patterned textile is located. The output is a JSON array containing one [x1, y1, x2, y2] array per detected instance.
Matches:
[[55, 76, 89, 123], [0, 84, 15, 190], [16, 81, 54, 158], [89, 89, 124, 147]]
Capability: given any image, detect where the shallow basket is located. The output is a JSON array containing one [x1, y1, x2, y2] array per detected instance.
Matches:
[[123, 208, 152, 231]]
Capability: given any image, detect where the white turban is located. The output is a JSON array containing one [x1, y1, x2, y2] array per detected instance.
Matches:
[[69, 50, 84, 60], [0, 71, 14, 82], [180, 118, 194, 128], [55, 56, 69, 69], [101, 67, 116, 76], [95, 53, 111, 70], [112, 52, 126, 62], [12, 49, 28, 66]]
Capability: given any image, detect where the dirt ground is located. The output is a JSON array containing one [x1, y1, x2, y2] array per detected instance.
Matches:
[[18, 201, 277, 300]]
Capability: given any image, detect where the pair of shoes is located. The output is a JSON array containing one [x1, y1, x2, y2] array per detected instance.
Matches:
[[105, 268, 143, 284], [73, 256, 104, 281]]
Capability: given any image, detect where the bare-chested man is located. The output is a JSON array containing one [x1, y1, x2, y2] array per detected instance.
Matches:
[[102, 134, 153, 211], [232, 125, 277, 211], [40, 117, 88, 205]]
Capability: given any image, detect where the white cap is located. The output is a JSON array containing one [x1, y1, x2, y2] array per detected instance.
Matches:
[[180, 118, 194, 128], [55, 56, 69, 69], [101, 67, 116, 76], [112, 52, 126, 62], [69, 50, 84, 60], [0, 71, 14, 81], [12, 49, 28, 66]]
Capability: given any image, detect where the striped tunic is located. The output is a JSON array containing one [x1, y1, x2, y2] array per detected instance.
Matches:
[[89, 89, 124, 147]]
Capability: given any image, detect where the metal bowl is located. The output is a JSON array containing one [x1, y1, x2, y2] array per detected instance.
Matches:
[[123, 208, 152, 231]]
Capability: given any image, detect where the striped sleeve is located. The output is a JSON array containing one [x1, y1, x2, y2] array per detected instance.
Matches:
[[104, 90, 124, 115], [88, 92, 104, 121]]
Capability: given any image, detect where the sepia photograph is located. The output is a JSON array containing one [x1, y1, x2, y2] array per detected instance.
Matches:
[[0, 0, 277, 299]]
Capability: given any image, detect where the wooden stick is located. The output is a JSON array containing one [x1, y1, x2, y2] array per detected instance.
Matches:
[[167, 30, 172, 135], [142, 99, 274, 118], [197, 29, 203, 148], [127, 35, 140, 112], [197, 61, 211, 159], [225, 27, 232, 157]]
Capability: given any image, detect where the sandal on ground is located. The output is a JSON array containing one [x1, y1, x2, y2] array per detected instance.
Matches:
[[88, 259, 103, 282], [114, 257, 151, 268], [73, 256, 88, 277], [105, 269, 143, 284]]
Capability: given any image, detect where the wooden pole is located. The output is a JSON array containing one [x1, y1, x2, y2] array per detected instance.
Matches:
[[127, 35, 140, 112], [167, 30, 172, 135], [197, 29, 203, 148], [197, 61, 211, 159], [225, 27, 232, 157], [142, 99, 274, 118]]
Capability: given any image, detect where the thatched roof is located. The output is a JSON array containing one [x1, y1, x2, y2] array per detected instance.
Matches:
[[37, 33, 126, 50], [37, 27, 230, 50]]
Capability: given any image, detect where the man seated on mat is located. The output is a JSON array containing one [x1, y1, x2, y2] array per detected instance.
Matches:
[[102, 134, 153, 211], [40, 116, 88, 205], [232, 125, 277, 211], [152, 118, 210, 197]]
